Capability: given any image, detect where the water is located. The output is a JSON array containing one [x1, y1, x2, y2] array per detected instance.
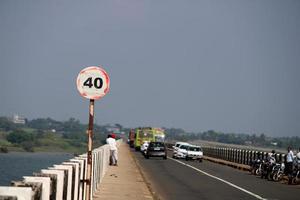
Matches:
[[0, 152, 73, 186]]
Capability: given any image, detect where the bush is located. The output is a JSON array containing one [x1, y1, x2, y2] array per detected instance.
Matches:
[[21, 141, 34, 152], [68, 139, 85, 148], [0, 146, 8, 153], [7, 129, 35, 144]]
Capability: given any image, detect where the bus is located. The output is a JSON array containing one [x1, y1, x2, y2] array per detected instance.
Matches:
[[152, 127, 165, 142], [128, 129, 136, 148], [134, 127, 165, 150]]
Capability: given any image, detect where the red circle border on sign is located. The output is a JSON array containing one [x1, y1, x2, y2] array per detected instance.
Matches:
[[76, 66, 110, 100]]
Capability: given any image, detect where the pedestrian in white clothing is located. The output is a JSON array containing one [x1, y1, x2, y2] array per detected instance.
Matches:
[[106, 134, 118, 166], [286, 147, 294, 184]]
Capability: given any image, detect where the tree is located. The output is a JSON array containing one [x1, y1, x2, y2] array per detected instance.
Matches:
[[115, 123, 123, 130], [62, 118, 83, 132], [0, 117, 17, 131], [259, 133, 266, 145], [7, 129, 35, 144], [28, 118, 61, 130]]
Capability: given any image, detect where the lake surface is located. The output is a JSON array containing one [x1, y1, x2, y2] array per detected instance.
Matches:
[[0, 152, 73, 186]]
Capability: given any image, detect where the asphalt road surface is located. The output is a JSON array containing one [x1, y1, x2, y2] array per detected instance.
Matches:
[[132, 148, 300, 200]]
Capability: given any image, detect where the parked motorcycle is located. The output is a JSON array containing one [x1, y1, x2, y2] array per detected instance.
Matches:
[[271, 163, 285, 182], [250, 158, 262, 176], [261, 160, 276, 180], [292, 163, 300, 184]]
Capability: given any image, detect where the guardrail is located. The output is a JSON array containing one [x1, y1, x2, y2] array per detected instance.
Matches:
[[165, 143, 286, 165], [0, 144, 111, 200], [201, 146, 286, 165]]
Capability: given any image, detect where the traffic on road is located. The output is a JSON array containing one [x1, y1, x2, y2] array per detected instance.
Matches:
[[127, 127, 300, 200]]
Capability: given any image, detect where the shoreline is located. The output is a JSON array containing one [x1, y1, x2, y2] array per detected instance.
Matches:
[[0, 147, 85, 154]]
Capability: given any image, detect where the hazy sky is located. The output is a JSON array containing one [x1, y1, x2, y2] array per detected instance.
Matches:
[[1, 0, 299, 137]]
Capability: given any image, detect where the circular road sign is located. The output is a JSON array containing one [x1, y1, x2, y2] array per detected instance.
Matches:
[[76, 66, 110, 100]]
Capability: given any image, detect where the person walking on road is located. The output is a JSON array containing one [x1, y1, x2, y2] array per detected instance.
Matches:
[[286, 147, 294, 184], [106, 134, 118, 166]]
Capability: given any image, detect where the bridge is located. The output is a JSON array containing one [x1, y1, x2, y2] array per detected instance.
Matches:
[[0, 141, 299, 200]]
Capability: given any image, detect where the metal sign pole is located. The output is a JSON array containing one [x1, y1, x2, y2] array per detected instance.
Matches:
[[77, 66, 110, 200], [86, 99, 94, 200]]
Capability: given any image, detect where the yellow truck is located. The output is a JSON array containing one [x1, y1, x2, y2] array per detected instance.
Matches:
[[134, 127, 165, 150]]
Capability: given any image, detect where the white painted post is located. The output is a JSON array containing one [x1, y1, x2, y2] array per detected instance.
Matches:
[[0, 187, 32, 200], [23, 176, 51, 200], [74, 157, 86, 200], [53, 165, 73, 200], [63, 161, 80, 200], [41, 169, 64, 200], [79, 155, 88, 200]]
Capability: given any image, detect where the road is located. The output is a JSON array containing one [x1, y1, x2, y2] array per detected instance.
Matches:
[[131, 149, 300, 200]]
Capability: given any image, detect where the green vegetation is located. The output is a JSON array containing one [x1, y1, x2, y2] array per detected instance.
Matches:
[[1, 116, 298, 153], [0, 117, 124, 153]]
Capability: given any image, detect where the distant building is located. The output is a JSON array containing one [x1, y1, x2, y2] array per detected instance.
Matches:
[[12, 114, 26, 124]]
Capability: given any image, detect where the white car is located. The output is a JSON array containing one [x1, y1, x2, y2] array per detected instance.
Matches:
[[140, 141, 149, 155], [173, 142, 189, 151], [173, 143, 190, 159], [185, 145, 203, 162]]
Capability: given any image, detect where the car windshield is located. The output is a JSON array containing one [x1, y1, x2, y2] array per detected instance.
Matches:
[[140, 130, 153, 138], [150, 142, 164, 147], [189, 147, 201, 151], [155, 135, 165, 142], [179, 145, 188, 149]]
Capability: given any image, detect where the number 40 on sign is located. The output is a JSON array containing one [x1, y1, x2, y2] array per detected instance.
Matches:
[[76, 66, 110, 100]]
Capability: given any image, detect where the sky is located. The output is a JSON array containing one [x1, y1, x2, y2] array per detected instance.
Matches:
[[0, 0, 299, 137]]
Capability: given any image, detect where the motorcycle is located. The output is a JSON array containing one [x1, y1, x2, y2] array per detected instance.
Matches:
[[271, 163, 285, 182], [261, 159, 276, 180], [292, 163, 300, 184], [250, 158, 262, 176]]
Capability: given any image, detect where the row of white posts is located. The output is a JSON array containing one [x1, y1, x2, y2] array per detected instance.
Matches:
[[201, 146, 286, 165], [0, 144, 111, 200]]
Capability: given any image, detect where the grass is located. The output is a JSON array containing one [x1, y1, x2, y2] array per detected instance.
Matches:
[[0, 130, 88, 154]]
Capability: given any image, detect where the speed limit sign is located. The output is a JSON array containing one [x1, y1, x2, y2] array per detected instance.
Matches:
[[76, 66, 110, 100], [76, 65, 110, 200]]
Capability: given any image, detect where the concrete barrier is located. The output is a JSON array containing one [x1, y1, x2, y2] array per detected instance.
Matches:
[[201, 146, 287, 166], [166, 142, 287, 170], [23, 177, 51, 200], [0, 187, 32, 200], [0, 143, 114, 200]]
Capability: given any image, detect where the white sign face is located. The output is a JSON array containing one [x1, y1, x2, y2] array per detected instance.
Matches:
[[76, 66, 110, 100]]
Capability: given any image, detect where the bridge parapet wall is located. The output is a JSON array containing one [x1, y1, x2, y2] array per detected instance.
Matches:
[[201, 146, 286, 166], [0, 142, 115, 200]]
